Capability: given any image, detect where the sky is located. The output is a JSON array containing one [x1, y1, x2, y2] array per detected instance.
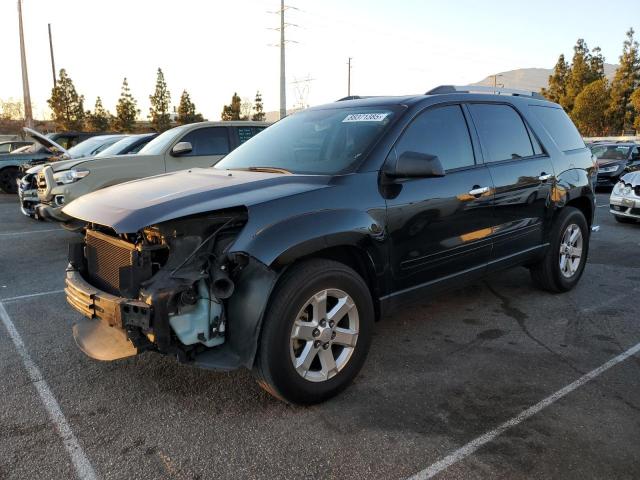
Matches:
[[0, 0, 638, 121]]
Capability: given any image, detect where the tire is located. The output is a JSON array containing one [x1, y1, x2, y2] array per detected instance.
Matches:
[[0, 167, 20, 194], [614, 215, 635, 224], [530, 206, 589, 293], [254, 259, 374, 404]]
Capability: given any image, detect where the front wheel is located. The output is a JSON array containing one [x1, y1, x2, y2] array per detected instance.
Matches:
[[530, 206, 589, 292], [254, 259, 374, 404]]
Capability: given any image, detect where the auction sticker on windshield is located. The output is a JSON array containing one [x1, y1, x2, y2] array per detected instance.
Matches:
[[342, 113, 390, 122]]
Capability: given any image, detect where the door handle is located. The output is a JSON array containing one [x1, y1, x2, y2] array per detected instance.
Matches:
[[468, 186, 489, 196], [539, 173, 553, 182]]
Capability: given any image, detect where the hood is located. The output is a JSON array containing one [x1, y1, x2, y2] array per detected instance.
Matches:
[[620, 171, 640, 187], [63, 168, 329, 233], [24, 127, 68, 155], [45, 154, 133, 173]]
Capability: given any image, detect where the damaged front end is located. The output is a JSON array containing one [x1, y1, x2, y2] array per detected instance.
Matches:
[[66, 208, 278, 370]]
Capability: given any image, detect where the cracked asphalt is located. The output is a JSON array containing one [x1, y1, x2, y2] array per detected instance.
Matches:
[[1, 192, 639, 479]]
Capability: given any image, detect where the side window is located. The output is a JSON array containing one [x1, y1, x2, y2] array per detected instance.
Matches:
[[180, 127, 230, 156], [237, 126, 265, 145], [529, 105, 585, 152], [395, 105, 475, 171], [468, 104, 534, 162]]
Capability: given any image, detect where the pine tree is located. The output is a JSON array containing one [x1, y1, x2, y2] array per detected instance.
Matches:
[[572, 79, 611, 136], [221, 92, 242, 121], [86, 97, 112, 132], [148, 68, 172, 132], [251, 91, 266, 121], [607, 28, 640, 134], [589, 46, 605, 80], [541, 54, 569, 104], [630, 87, 640, 131], [114, 78, 139, 132], [564, 39, 604, 112], [47, 69, 85, 130], [176, 90, 204, 125]]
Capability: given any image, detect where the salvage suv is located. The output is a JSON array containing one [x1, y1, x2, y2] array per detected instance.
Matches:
[[35, 121, 268, 228], [62, 86, 596, 404]]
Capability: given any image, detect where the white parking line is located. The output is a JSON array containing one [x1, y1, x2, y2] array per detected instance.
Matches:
[[1, 289, 65, 303], [0, 228, 65, 237], [0, 302, 98, 480], [596, 204, 610, 208], [407, 341, 640, 480]]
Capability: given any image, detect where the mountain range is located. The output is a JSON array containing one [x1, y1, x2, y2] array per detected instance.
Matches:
[[472, 64, 618, 92]]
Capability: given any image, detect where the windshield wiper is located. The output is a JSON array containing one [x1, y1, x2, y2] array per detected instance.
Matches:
[[231, 166, 292, 174]]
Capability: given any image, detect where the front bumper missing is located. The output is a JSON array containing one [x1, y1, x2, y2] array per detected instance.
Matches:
[[66, 268, 151, 360]]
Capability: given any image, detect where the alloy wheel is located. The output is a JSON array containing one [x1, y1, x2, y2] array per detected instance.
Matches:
[[559, 223, 583, 278], [289, 288, 359, 382]]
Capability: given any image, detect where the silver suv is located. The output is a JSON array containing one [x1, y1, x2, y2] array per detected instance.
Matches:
[[36, 121, 269, 228]]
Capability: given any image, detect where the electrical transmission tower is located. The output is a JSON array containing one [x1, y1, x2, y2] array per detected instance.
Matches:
[[291, 75, 314, 112], [268, 1, 299, 119]]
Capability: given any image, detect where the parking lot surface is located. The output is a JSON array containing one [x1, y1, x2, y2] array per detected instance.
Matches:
[[1, 192, 639, 480]]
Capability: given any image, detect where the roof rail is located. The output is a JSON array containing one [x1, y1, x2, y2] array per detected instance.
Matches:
[[426, 85, 545, 100], [336, 95, 365, 101]]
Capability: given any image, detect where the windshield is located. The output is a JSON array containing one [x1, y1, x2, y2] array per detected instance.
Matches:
[[591, 145, 632, 161], [96, 135, 150, 157], [215, 107, 396, 174], [138, 126, 188, 155], [66, 136, 125, 158]]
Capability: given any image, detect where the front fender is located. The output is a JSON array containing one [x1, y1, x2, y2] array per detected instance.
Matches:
[[231, 208, 385, 268]]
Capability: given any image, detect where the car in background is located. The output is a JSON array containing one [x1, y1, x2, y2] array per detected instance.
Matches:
[[609, 172, 640, 223], [35, 122, 268, 228], [94, 133, 158, 158], [591, 142, 640, 188], [0, 140, 33, 154], [0, 129, 103, 194], [18, 133, 157, 217]]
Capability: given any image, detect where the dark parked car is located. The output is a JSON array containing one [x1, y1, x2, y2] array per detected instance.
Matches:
[[62, 86, 596, 404], [0, 129, 101, 193], [591, 142, 640, 187], [18, 133, 158, 217]]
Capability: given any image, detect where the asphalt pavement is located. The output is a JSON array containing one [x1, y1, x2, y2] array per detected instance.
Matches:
[[1, 192, 639, 480]]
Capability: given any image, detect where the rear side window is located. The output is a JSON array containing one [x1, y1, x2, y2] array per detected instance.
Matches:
[[530, 105, 585, 152], [237, 126, 265, 145], [180, 127, 230, 156], [468, 104, 534, 162], [395, 105, 475, 171]]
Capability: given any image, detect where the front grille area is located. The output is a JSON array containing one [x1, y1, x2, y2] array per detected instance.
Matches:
[[85, 230, 136, 295]]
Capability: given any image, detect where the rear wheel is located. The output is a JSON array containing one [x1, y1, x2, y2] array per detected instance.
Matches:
[[254, 259, 374, 404], [530, 207, 589, 293], [0, 167, 20, 194]]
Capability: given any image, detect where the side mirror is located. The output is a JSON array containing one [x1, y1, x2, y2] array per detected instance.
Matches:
[[172, 141, 193, 156], [386, 151, 445, 178]]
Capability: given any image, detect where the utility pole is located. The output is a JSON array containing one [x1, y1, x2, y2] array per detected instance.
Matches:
[[48, 23, 56, 87], [347, 57, 352, 97], [279, 0, 286, 119], [17, 0, 33, 128], [491, 74, 504, 93]]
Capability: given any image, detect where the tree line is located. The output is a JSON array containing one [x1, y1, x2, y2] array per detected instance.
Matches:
[[45, 68, 266, 133], [542, 28, 640, 136]]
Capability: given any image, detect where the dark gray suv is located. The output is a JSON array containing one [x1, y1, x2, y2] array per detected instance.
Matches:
[[61, 86, 596, 404]]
